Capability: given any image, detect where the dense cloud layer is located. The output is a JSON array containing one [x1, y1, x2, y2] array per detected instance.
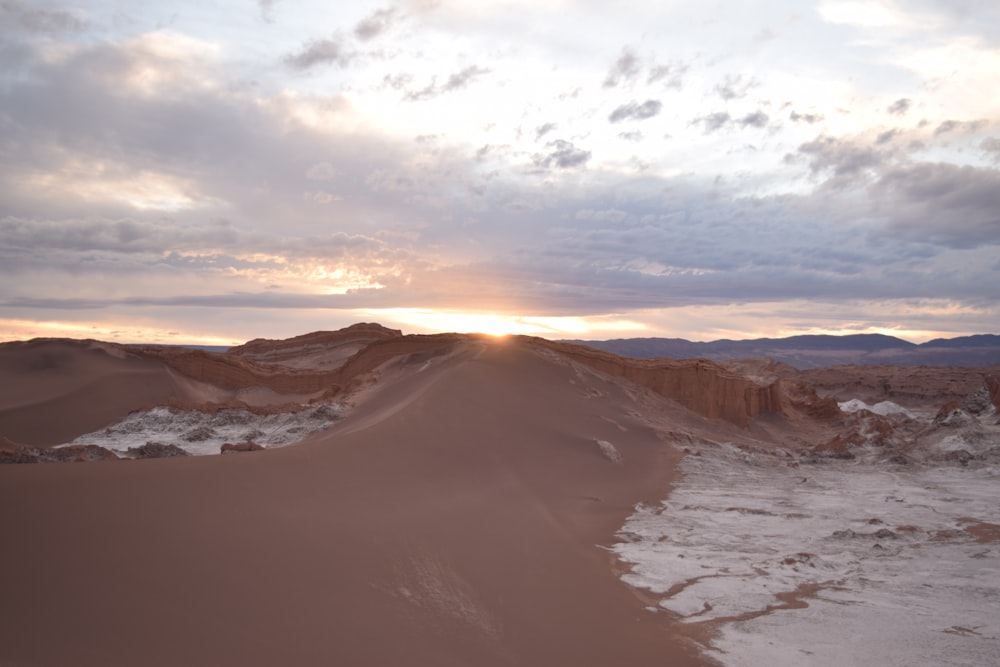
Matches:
[[0, 0, 997, 342]]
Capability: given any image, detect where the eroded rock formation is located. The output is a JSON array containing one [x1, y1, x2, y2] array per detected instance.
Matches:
[[985, 375, 1000, 413], [229, 323, 402, 361], [0, 439, 119, 464], [221, 441, 264, 454], [127, 345, 341, 394], [531, 339, 838, 427]]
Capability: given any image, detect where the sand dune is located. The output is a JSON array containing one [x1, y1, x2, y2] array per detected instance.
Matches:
[[0, 339, 195, 446], [0, 335, 709, 666]]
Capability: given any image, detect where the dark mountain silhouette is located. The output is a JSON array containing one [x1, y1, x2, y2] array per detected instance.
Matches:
[[562, 333, 1000, 369]]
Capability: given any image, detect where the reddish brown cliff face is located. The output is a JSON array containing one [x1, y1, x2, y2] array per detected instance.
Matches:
[[228, 323, 403, 361], [528, 339, 836, 427], [127, 345, 342, 394], [985, 375, 1000, 413]]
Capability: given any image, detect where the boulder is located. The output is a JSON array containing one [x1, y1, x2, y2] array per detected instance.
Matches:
[[127, 442, 190, 459], [221, 441, 264, 454]]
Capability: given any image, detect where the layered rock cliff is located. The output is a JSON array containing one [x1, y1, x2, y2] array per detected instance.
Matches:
[[986, 375, 1000, 413], [126, 345, 341, 394], [228, 323, 403, 366], [529, 339, 838, 427]]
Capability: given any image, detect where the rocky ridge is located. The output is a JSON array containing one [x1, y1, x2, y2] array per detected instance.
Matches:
[[533, 339, 840, 427], [2, 325, 997, 465]]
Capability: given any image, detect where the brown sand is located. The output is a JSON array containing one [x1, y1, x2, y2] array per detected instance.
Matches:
[[0, 339, 195, 446], [0, 337, 708, 666]]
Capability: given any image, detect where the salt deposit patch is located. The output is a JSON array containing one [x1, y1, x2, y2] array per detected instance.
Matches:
[[614, 444, 1000, 666], [60, 404, 342, 456], [596, 439, 623, 463], [839, 398, 912, 417]]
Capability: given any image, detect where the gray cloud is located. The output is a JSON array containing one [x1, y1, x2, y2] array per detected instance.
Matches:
[[935, 120, 960, 135], [355, 7, 400, 41], [887, 98, 912, 116], [609, 100, 662, 123], [982, 137, 1000, 161], [872, 163, 1000, 248], [0, 0, 85, 33], [404, 65, 489, 101], [0, 34, 450, 246], [0, 217, 238, 256], [534, 140, 591, 169], [647, 61, 688, 89], [435, 197, 970, 312], [934, 119, 987, 137], [876, 129, 899, 145], [381, 73, 413, 90], [618, 131, 643, 142], [696, 112, 731, 133], [715, 74, 757, 100], [790, 111, 824, 124], [443, 66, 489, 92], [739, 111, 769, 128], [258, 0, 280, 21], [798, 135, 886, 183], [602, 48, 640, 88], [0, 216, 399, 266], [285, 37, 354, 70], [535, 122, 557, 140], [336, 179, 998, 309]]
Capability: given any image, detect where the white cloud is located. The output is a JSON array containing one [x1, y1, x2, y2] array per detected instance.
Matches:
[[816, 1, 925, 29], [893, 37, 1000, 116]]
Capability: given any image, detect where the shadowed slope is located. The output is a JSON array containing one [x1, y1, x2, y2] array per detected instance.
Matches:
[[0, 337, 707, 666], [0, 339, 191, 446]]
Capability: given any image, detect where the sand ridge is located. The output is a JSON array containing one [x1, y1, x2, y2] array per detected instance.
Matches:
[[0, 339, 197, 445], [0, 334, 712, 666]]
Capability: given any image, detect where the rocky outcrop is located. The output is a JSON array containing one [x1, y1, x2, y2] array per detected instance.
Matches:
[[126, 442, 190, 459], [797, 365, 998, 409], [229, 323, 402, 361], [530, 339, 838, 427], [811, 410, 909, 461], [221, 441, 264, 454], [985, 375, 1000, 413], [0, 439, 119, 464], [0, 438, 201, 463], [127, 345, 341, 394]]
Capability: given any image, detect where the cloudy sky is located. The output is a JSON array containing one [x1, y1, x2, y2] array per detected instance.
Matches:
[[1, 0, 998, 344]]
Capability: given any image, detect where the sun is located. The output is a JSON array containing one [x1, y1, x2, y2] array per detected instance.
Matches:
[[364, 310, 529, 337], [360, 308, 651, 339]]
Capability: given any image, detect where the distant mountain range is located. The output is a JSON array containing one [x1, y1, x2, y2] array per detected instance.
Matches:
[[561, 333, 1000, 369]]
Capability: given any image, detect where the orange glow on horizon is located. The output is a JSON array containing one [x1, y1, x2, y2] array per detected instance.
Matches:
[[0, 318, 241, 347], [1, 308, 980, 347], [360, 309, 650, 339]]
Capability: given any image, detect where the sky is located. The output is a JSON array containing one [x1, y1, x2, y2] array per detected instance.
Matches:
[[1, 0, 998, 345]]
